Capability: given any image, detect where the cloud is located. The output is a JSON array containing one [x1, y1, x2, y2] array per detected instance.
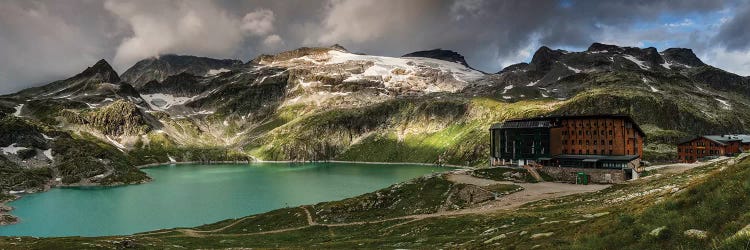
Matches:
[[666, 18, 694, 27], [316, 0, 438, 45], [0, 0, 749, 94], [702, 47, 750, 76], [262, 34, 285, 48], [714, 4, 750, 51], [104, 0, 283, 71], [0, 1, 118, 94], [104, 0, 253, 71], [241, 9, 275, 36]]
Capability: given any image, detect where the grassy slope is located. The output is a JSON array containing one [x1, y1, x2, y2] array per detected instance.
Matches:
[[248, 97, 557, 166]]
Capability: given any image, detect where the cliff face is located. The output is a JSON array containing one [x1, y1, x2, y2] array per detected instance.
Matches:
[[64, 100, 153, 136], [121, 54, 243, 87]]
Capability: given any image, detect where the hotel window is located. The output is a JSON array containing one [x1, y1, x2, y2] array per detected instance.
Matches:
[[609, 140, 613, 145], [578, 150, 583, 155], [593, 150, 597, 154], [586, 131, 590, 135], [563, 149, 567, 154], [601, 140, 605, 145], [578, 130, 582, 136], [609, 150, 613, 155], [579, 140, 582, 145], [593, 140, 597, 145], [563, 140, 567, 145], [586, 140, 590, 145], [609, 130, 613, 135], [586, 150, 590, 154]]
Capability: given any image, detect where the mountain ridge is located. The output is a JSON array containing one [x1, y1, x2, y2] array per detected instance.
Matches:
[[1, 41, 749, 197]]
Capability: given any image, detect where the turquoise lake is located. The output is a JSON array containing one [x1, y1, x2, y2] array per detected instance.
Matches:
[[0, 162, 443, 237]]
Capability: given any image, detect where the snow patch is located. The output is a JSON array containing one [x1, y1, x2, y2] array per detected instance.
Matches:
[[105, 136, 126, 151], [140, 93, 199, 111], [205, 68, 231, 76], [13, 104, 24, 117], [326, 50, 484, 90], [196, 110, 215, 115], [642, 77, 660, 92], [716, 98, 731, 110], [43, 149, 54, 160], [502, 96, 512, 99], [564, 64, 582, 73], [42, 134, 54, 140], [2, 143, 28, 155], [622, 55, 650, 70], [526, 80, 540, 87], [298, 78, 320, 88], [502, 84, 514, 94], [661, 61, 673, 69]]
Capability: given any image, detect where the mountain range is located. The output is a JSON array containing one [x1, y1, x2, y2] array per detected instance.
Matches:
[[1, 42, 749, 193]]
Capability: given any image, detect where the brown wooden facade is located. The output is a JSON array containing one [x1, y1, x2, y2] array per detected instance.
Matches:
[[490, 115, 645, 170], [677, 135, 750, 163], [550, 117, 644, 158]]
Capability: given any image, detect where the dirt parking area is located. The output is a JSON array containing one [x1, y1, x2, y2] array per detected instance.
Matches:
[[446, 173, 610, 210]]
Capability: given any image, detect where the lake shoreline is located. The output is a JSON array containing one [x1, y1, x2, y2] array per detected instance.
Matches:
[[134, 160, 474, 170], [0, 162, 448, 236], [1, 160, 466, 231], [0, 195, 20, 226]]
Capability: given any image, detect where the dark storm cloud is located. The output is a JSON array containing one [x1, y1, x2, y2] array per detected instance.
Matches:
[[715, 4, 750, 50], [0, 0, 747, 94]]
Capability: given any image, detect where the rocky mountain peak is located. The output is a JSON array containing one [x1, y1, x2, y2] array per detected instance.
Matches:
[[586, 42, 623, 53], [661, 48, 705, 67], [329, 44, 348, 52], [121, 54, 243, 87], [402, 49, 470, 68], [77, 59, 121, 83], [529, 46, 565, 72]]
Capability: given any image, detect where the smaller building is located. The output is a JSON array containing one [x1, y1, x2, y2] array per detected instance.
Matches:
[[677, 134, 750, 163]]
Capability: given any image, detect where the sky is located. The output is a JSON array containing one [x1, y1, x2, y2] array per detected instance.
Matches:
[[0, 0, 749, 94]]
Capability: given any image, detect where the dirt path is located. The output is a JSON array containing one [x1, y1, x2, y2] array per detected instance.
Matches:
[[302, 206, 317, 225]]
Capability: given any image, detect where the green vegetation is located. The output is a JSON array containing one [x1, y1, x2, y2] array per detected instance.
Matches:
[[202, 207, 308, 234], [248, 97, 557, 166], [310, 174, 464, 223], [63, 100, 151, 136], [129, 132, 251, 165]]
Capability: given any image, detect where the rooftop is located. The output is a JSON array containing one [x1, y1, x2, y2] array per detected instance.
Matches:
[[490, 114, 645, 136], [490, 120, 552, 130], [679, 134, 750, 145]]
